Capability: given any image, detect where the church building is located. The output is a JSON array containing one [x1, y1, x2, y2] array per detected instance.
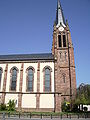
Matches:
[[0, 0, 76, 112]]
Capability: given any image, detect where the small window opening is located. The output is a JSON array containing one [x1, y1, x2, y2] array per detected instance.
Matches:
[[63, 35, 66, 47], [65, 52, 67, 61], [63, 74, 66, 83], [58, 35, 62, 47], [60, 52, 62, 59]]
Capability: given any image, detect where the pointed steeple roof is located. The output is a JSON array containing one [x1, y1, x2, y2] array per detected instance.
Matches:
[[56, 0, 66, 27]]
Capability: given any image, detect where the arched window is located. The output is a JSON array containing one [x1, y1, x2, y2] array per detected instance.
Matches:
[[0, 68, 2, 89], [10, 68, 17, 91], [27, 68, 34, 91], [65, 52, 67, 61], [63, 35, 66, 47], [60, 52, 62, 59], [58, 35, 62, 47], [45, 68, 51, 92]]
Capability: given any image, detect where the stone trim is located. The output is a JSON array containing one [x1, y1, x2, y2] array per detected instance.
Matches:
[[26, 66, 35, 73], [10, 66, 19, 73], [42, 66, 52, 72], [0, 59, 54, 64], [0, 92, 62, 95]]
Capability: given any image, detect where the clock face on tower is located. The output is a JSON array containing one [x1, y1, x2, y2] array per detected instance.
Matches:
[[58, 26, 64, 32]]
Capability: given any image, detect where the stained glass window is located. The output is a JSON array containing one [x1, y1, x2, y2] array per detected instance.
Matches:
[[11, 68, 17, 91], [27, 68, 33, 91], [45, 68, 50, 91]]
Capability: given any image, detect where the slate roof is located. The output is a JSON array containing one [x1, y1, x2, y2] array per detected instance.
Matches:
[[0, 53, 54, 61]]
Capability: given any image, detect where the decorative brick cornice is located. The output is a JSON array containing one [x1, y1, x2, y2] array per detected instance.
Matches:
[[0, 60, 54, 64]]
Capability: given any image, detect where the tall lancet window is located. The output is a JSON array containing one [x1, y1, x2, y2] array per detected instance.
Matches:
[[0, 68, 2, 89], [10, 67, 18, 91], [63, 35, 66, 47], [27, 68, 34, 92], [45, 68, 51, 92], [62, 74, 66, 83], [58, 35, 62, 47]]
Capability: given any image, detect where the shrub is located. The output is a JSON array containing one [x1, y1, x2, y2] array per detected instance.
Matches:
[[7, 100, 16, 111], [72, 103, 79, 112], [61, 101, 70, 112], [0, 103, 7, 111]]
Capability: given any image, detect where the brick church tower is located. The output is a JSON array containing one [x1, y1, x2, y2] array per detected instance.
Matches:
[[52, 0, 76, 112]]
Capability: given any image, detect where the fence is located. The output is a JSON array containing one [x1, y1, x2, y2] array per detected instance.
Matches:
[[0, 112, 90, 119]]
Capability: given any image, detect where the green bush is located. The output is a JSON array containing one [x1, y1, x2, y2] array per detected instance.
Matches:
[[72, 103, 79, 112], [61, 101, 70, 112], [7, 100, 16, 111], [0, 103, 7, 111]]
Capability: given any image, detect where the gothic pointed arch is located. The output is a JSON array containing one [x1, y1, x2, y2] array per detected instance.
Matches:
[[10, 67, 19, 91], [43, 66, 52, 92], [26, 66, 35, 92]]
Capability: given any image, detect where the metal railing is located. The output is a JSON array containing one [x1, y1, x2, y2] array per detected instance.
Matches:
[[0, 112, 90, 119]]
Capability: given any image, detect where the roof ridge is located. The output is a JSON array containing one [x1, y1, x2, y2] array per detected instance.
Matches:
[[0, 53, 52, 56]]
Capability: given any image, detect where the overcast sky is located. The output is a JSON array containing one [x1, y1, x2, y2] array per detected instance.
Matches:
[[0, 0, 90, 87]]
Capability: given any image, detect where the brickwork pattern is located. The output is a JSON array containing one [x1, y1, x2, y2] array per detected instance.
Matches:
[[53, 25, 76, 112]]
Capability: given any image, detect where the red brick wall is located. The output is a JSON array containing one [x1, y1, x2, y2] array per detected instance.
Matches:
[[52, 25, 76, 112]]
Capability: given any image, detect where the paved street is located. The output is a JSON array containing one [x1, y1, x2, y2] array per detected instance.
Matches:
[[2, 118, 90, 120], [1, 117, 90, 120]]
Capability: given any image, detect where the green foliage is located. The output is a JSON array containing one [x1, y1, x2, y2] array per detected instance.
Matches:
[[7, 100, 16, 111], [75, 83, 90, 105], [61, 101, 70, 112], [0, 103, 7, 111], [72, 103, 78, 112]]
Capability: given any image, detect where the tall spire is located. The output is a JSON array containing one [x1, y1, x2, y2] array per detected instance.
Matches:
[[56, 0, 66, 27]]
